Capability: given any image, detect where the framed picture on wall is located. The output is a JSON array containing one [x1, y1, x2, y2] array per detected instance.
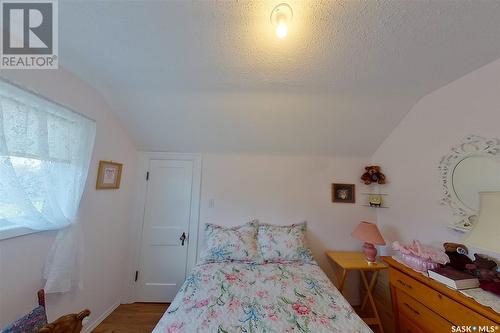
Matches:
[[96, 161, 123, 189], [332, 183, 355, 203]]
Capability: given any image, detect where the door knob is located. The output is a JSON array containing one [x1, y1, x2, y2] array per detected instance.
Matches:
[[180, 232, 187, 246]]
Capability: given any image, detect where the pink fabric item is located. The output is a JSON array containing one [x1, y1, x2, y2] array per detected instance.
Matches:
[[392, 240, 449, 265], [351, 222, 386, 245]]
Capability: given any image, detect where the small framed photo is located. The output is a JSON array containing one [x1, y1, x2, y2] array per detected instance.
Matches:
[[332, 183, 355, 203], [96, 161, 123, 189]]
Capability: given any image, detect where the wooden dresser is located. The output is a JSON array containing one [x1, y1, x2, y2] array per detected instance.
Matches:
[[384, 257, 500, 333]]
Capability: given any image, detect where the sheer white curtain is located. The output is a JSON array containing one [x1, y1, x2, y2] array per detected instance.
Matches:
[[0, 80, 96, 293]]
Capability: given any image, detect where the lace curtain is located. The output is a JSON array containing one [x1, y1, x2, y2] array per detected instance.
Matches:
[[0, 80, 96, 293]]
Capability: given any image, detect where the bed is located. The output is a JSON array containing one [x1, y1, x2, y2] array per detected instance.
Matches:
[[152, 260, 372, 333]]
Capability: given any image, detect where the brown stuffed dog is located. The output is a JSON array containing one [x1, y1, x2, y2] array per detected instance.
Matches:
[[38, 310, 90, 333], [361, 166, 386, 185]]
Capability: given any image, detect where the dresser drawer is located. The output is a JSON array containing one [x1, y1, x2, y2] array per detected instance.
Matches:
[[390, 268, 497, 326], [399, 312, 426, 333], [396, 289, 453, 333]]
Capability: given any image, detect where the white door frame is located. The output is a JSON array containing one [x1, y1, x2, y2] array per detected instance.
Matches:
[[128, 152, 201, 302]]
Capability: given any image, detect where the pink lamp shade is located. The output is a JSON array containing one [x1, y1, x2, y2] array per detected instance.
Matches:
[[351, 221, 386, 263], [351, 221, 386, 245]]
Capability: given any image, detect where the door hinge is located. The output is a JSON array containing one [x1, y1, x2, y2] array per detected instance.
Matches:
[[146, 172, 150, 181], [135, 270, 139, 282]]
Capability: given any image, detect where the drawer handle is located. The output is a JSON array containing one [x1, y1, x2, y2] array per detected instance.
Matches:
[[397, 279, 413, 289], [403, 302, 420, 316]]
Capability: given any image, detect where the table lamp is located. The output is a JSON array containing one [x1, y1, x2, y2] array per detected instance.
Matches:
[[464, 192, 500, 253], [351, 221, 386, 263]]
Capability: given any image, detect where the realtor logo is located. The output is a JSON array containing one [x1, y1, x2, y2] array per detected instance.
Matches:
[[1, 0, 58, 69]]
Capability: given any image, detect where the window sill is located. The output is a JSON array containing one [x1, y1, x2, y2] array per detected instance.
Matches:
[[0, 226, 40, 241]]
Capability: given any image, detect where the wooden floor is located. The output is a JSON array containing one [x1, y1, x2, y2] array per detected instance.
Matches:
[[91, 302, 383, 333], [92, 303, 169, 333]]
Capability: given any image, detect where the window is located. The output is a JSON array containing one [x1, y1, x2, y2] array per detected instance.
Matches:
[[0, 80, 96, 240]]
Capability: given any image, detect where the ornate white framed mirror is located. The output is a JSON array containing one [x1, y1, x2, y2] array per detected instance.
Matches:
[[439, 135, 500, 232]]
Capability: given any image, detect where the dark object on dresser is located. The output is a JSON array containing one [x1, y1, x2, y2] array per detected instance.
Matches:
[[465, 253, 500, 283], [443, 242, 472, 270], [428, 267, 479, 290], [467, 253, 498, 270], [480, 281, 500, 296]]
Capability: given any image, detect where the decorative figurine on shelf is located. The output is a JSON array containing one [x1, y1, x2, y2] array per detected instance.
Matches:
[[443, 242, 472, 270], [361, 166, 386, 185], [368, 194, 382, 207]]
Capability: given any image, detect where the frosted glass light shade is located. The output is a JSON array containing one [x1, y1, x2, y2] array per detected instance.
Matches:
[[464, 192, 500, 253]]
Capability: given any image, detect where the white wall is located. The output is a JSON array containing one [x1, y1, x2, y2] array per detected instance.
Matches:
[[6, 56, 497, 330], [372, 58, 500, 259], [199, 154, 377, 303], [0, 69, 138, 329]]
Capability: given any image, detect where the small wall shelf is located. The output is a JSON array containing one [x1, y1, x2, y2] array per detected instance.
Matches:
[[360, 189, 390, 208], [361, 204, 390, 208]]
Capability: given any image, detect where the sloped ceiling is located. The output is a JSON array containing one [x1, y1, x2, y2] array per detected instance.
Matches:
[[59, 0, 500, 155]]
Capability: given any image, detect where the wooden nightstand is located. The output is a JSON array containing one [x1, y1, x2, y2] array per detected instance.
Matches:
[[326, 251, 388, 333]]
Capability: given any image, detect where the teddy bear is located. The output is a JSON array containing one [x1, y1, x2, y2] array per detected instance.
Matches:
[[361, 166, 386, 185], [443, 242, 472, 270]]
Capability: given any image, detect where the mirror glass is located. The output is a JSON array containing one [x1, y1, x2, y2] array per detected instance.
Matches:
[[452, 156, 500, 210]]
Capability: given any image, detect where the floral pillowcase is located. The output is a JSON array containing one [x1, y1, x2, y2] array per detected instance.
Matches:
[[199, 221, 261, 263], [258, 222, 314, 263]]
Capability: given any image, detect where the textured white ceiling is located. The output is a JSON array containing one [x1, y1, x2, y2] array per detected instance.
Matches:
[[59, 0, 500, 155]]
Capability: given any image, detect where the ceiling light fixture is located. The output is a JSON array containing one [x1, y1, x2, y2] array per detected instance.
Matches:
[[270, 3, 293, 39]]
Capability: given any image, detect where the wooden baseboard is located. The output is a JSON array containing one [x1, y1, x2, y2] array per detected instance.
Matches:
[[82, 301, 120, 333]]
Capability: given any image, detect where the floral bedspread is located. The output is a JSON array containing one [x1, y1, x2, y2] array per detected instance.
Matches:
[[153, 261, 372, 333]]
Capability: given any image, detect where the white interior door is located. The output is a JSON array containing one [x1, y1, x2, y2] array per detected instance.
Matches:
[[136, 159, 195, 302]]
